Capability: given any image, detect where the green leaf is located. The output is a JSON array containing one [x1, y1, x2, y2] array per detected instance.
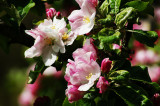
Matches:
[[20, 0, 35, 21], [28, 58, 47, 84], [98, 15, 113, 25], [125, 0, 149, 11], [4, 4, 21, 26], [109, 70, 130, 83], [99, 0, 109, 17], [129, 66, 151, 82], [109, 0, 121, 14], [132, 30, 158, 47], [63, 97, 76, 106], [115, 7, 136, 29], [112, 84, 153, 106], [98, 29, 121, 50]]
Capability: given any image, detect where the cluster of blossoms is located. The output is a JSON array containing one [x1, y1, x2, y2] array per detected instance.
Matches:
[[24, 0, 112, 103], [24, 0, 160, 104]]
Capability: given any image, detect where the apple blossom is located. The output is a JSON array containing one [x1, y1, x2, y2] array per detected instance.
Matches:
[[68, 0, 96, 35], [25, 17, 77, 66], [65, 84, 85, 103], [96, 76, 109, 93], [101, 58, 112, 73], [65, 51, 101, 91], [133, 50, 160, 65]]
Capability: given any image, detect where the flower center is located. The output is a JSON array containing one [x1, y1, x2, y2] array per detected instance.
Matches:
[[83, 16, 90, 24], [62, 33, 69, 40], [44, 38, 53, 45], [50, 25, 55, 29], [86, 73, 93, 80]]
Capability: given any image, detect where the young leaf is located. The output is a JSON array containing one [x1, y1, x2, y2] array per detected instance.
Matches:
[[115, 7, 136, 29], [125, 0, 149, 11], [109, 0, 121, 14], [109, 70, 130, 83], [20, 0, 35, 21], [132, 30, 158, 47], [99, 0, 109, 17]]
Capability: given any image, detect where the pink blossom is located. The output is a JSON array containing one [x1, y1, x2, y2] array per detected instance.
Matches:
[[65, 84, 85, 103], [101, 58, 112, 73], [25, 17, 77, 66], [148, 66, 160, 82], [65, 51, 101, 91], [96, 76, 109, 93], [73, 39, 97, 60], [68, 0, 96, 35], [18, 87, 35, 106], [46, 8, 56, 19], [133, 50, 160, 65], [65, 40, 100, 91]]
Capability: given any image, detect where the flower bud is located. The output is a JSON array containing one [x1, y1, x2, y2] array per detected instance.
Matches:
[[101, 58, 112, 73], [91, 0, 98, 7], [46, 8, 56, 19], [65, 84, 85, 103], [96, 76, 109, 93], [56, 11, 61, 18], [113, 44, 121, 50]]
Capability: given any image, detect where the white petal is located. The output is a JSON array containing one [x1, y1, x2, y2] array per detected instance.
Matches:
[[25, 46, 41, 58], [53, 17, 66, 31], [42, 46, 57, 66], [25, 36, 45, 58], [78, 81, 94, 91]]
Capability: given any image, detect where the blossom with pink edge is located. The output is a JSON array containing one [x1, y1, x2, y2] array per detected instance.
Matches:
[[96, 76, 109, 93], [133, 50, 160, 65], [25, 17, 77, 66], [65, 40, 100, 91], [65, 51, 101, 91], [76, 0, 98, 7], [68, 0, 96, 35], [65, 84, 85, 103], [46, 8, 56, 19], [148, 66, 160, 82], [73, 39, 97, 60], [101, 58, 112, 73]]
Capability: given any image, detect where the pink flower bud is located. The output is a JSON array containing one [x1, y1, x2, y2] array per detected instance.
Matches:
[[91, 0, 98, 7], [56, 11, 61, 17], [96, 76, 109, 93], [46, 8, 56, 19], [113, 44, 121, 50], [65, 84, 85, 103], [101, 58, 112, 73], [152, 93, 160, 106]]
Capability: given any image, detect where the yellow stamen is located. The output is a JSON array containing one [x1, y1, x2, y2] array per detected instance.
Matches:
[[86, 73, 93, 80], [44, 38, 53, 45], [62, 33, 69, 40], [50, 26, 55, 29], [83, 16, 90, 24]]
